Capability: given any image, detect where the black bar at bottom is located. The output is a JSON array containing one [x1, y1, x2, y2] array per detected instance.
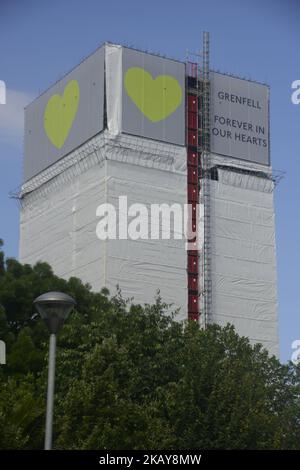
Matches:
[[0, 450, 299, 467]]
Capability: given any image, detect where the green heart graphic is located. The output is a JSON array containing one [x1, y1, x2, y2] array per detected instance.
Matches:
[[125, 67, 182, 122], [44, 79, 80, 149]]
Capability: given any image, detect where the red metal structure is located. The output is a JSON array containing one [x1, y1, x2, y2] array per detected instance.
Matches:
[[186, 65, 200, 321]]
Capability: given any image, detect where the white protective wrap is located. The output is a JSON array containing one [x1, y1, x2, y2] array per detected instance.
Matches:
[[19, 132, 188, 318], [20, 161, 107, 290], [209, 164, 279, 356], [105, 159, 187, 320]]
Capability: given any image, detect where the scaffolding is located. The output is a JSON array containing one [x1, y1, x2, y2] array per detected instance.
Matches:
[[186, 31, 211, 327], [201, 31, 212, 327]]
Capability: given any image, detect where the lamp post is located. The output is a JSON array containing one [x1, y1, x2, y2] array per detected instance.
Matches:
[[34, 291, 76, 450]]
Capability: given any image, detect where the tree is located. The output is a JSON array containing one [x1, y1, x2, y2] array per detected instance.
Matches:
[[0, 243, 299, 449]]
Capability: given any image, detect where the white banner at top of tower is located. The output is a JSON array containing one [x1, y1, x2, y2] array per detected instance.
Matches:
[[22, 45, 271, 183], [210, 72, 270, 166], [23, 46, 105, 182]]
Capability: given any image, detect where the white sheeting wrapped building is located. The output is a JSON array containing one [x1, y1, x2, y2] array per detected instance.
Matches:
[[19, 43, 279, 356]]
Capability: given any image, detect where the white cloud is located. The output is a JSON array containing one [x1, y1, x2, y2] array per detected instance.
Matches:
[[0, 89, 35, 148]]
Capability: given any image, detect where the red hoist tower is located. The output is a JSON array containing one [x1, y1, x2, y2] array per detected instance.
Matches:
[[186, 32, 211, 326]]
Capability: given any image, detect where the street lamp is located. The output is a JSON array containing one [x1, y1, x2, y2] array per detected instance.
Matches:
[[34, 291, 76, 450]]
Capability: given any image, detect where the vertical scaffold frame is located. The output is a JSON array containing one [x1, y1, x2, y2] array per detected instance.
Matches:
[[186, 32, 211, 326]]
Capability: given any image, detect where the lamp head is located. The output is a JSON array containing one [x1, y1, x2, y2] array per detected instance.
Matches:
[[34, 291, 76, 334]]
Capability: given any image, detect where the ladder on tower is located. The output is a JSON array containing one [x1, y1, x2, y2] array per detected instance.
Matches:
[[201, 31, 212, 327]]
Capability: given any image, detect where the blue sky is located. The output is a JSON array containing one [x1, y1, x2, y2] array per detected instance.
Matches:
[[0, 0, 299, 362]]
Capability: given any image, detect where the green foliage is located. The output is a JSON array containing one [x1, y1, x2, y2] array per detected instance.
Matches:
[[0, 242, 299, 449]]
